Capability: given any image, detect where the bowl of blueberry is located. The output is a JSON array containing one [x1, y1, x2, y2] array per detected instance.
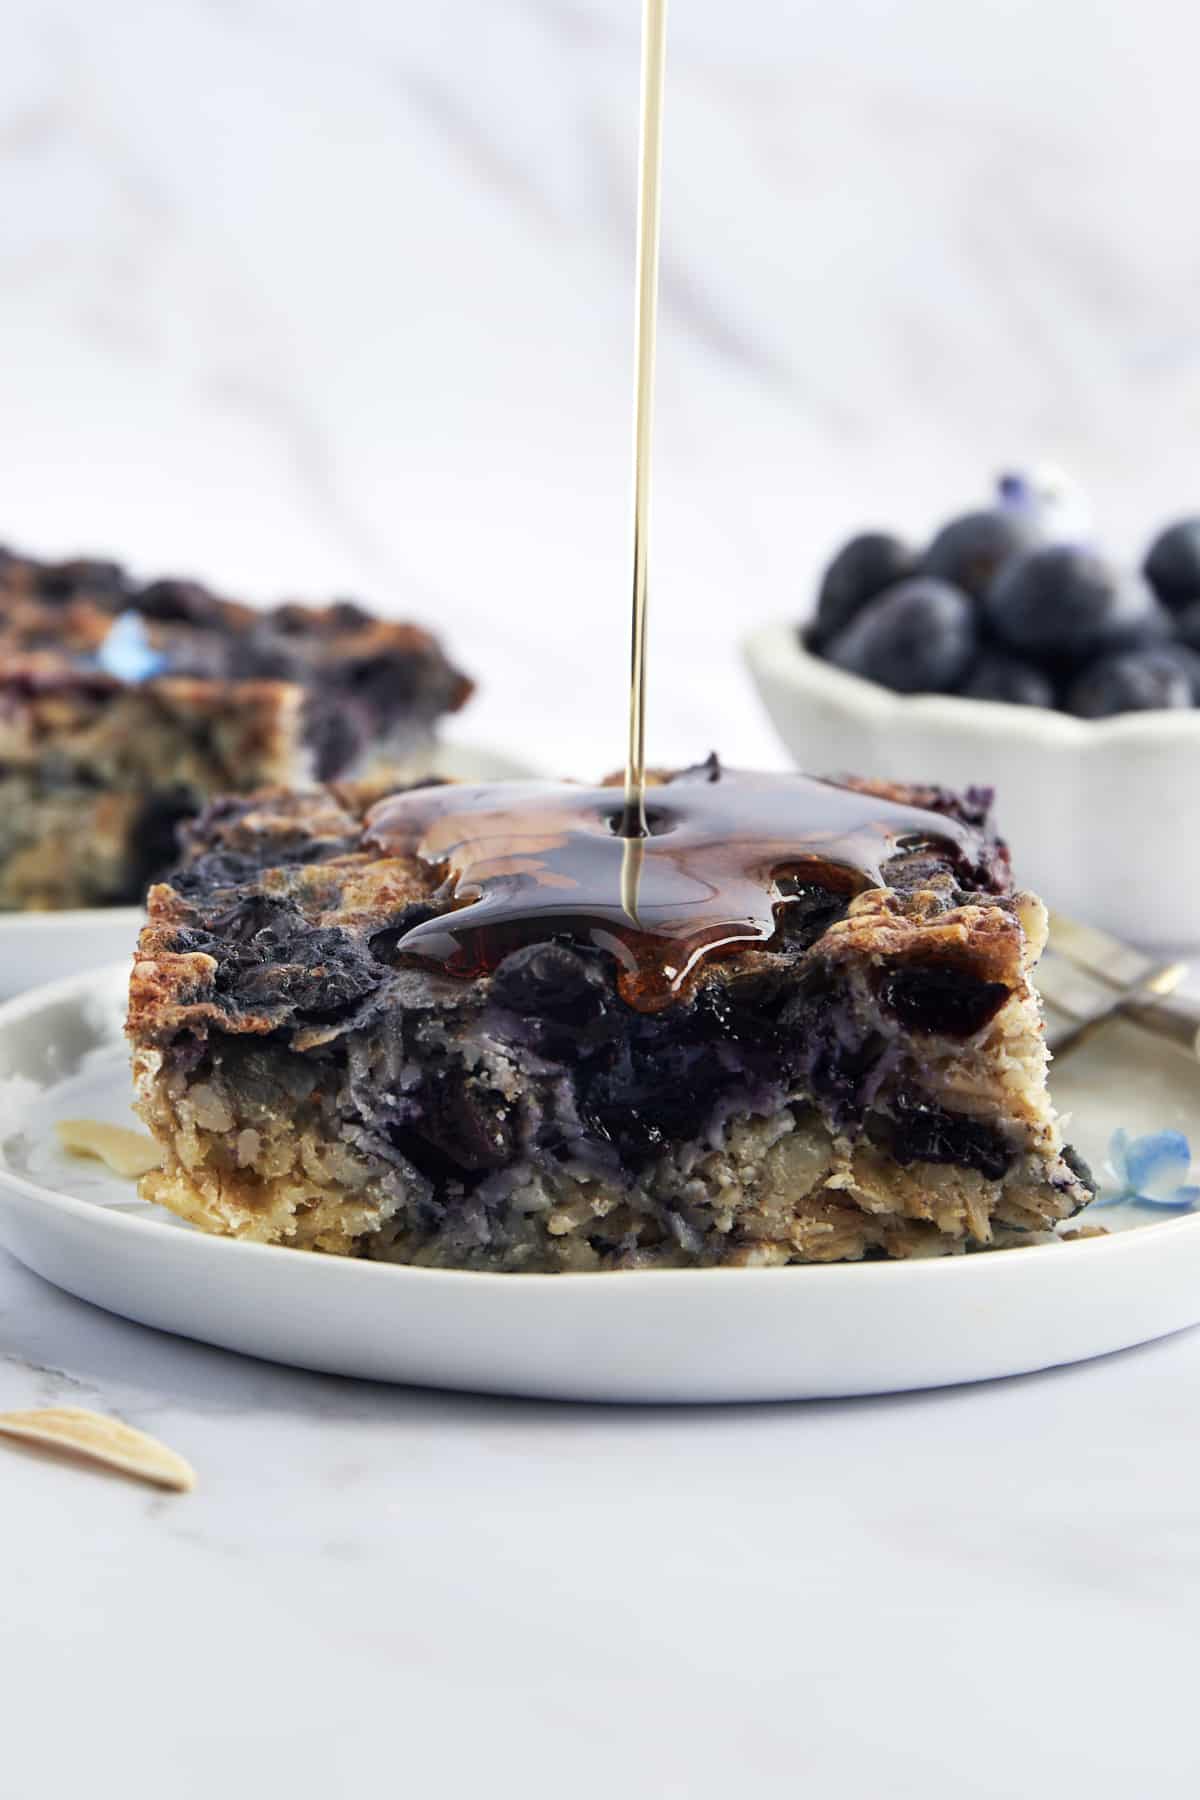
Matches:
[[745, 474, 1200, 943]]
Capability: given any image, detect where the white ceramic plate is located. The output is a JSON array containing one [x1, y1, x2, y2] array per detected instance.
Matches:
[[0, 739, 536, 1002], [1, 966, 1199, 1402]]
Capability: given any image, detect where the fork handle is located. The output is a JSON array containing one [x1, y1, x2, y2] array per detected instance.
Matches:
[[1122, 992, 1200, 1059]]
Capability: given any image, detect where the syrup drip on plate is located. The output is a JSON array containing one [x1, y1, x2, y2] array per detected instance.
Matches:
[[363, 761, 980, 1013]]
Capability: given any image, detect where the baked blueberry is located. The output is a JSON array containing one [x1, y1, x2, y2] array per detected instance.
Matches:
[[811, 533, 917, 647], [38, 558, 128, 602], [922, 510, 1037, 602], [986, 546, 1161, 663], [1065, 651, 1193, 718], [1143, 518, 1200, 611], [492, 942, 600, 1016], [137, 578, 224, 625], [825, 578, 975, 694], [960, 652, 1055, 708]]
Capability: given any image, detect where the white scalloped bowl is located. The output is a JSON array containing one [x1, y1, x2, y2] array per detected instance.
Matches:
[[744, 620, 1200, 946]]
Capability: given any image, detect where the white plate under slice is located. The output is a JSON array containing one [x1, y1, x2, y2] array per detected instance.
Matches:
[[0, 964, 1198, 1403], [0, 738, 536, 1002]]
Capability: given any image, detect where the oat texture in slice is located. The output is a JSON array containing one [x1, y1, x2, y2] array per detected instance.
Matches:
[[55, 1118, 162, 1178], [0, 1408, 195, 1491]]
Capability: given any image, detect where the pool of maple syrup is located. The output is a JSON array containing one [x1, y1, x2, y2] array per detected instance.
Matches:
[[363, 761, 977, 1012]]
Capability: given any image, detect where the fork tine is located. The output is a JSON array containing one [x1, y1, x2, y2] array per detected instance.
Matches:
[[1037, 949, 1130, 1022], [1045, 910, 1160, 989], [1040, 912, 1190, 1060]]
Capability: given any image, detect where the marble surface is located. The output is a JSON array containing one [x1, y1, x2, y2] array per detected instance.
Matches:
[[5, 1259, 1200, 1797], [5, 0, 1200, 775], [3, 3, 1200, 1792]]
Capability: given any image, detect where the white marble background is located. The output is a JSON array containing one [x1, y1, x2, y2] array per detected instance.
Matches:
[[4, 5, 1200, 1794], [5, 0, 1200, 772]]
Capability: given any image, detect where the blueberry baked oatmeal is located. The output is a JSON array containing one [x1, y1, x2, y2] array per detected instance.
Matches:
[[0, 545, 472, 909], [127, 758, 1094, 1269]]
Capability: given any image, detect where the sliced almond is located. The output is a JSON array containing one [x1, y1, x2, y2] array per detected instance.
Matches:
[[55, 1117, 162, 1179], [0, 1408, 195, 1492]]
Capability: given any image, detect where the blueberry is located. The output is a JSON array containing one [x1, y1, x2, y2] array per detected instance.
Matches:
[[1171, 600, 1200, 654], [492, 942, 600, 1016], [416, 1077, 516, 1172], [1155, 642, 1200, 701], [810, 533, 917, 647], [38, 558, 127, 602], [879, 965, 1010, 1037], [270, 602, 313, 636], [232, 632, 305, 683], [825, 578, 976, 694], [890, 1092, 1011, 1182], [207, 892, 294, 947], [986, 546, 1162, 663], [303, 692, 371, 780], [327, 599, 374, 631], [238, 925, 380, 1017], [137, 579, 221, 625], [271, 598, 375, 636], [1143, 518, 1200, 611], [922, 510, 1037, 601], [1065, 651, 1194, 718], [960, 652, 1055, 708], [1103, 606, 1174, 655]]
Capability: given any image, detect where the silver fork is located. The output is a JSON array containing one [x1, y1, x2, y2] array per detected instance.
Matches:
[[1040, 911, 1198, 1059]]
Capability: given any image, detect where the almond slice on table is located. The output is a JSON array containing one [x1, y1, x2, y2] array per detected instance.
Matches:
[[0, 1408, 195, 1492], [55, 1117, 162, 1178]]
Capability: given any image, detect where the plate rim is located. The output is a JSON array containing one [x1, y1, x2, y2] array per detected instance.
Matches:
[[0, 963, 1198, 1297], [0, 906, 144, 933]]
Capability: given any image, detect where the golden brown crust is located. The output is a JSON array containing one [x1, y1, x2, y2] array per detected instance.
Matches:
[[821, 887, 1029, 990]]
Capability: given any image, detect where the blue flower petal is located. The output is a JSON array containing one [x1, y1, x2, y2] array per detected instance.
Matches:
[[1105, 1126, 1132, 1184], [96, 612, 167, 685], [1135, 1184, 1200, 1211], [1124, 1131, 1192, 1201], [1100, 1128, 1134, 1199]]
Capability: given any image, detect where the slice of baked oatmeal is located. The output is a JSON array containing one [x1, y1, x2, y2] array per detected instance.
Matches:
[[0, 546, 472, 908], [127, 760, 1094, 1269]]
